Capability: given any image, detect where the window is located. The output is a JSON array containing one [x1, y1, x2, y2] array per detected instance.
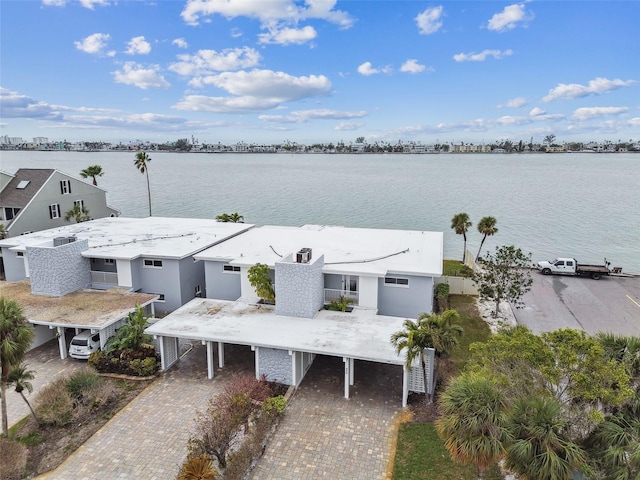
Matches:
[[384, 277, 409, 287], [16, 252, 24, 257], [74, 199, 84, 208], [105, 259, 115, 265], [16, 180, 30, 189], [194, 285, 202, 297], [566, 261, 574, 267], [143, 259, 163, 268], [223, 265, 241, 273], [4, 207, 20, 220], [60, 180, 72, 194], [49, 203, 61, 219]]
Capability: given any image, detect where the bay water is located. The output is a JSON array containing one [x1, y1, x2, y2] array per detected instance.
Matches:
[[1, 151, 638, 273]]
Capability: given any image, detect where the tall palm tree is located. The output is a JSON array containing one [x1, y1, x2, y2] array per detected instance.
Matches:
[[436, 373, 507, 479], [7, 363, 39, 425], [79, 165, 104, 186], [64, 204, 91, 223], [504, 396, 586, 480], [134, 151, 152, 216], [476, 216, 498, 261], [0, 297, 34, 435], [390, 309, 462, 404], [451, 212, 472, 263]]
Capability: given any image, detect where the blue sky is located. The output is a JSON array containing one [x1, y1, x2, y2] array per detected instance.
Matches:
[[1, 0, 638, 145]]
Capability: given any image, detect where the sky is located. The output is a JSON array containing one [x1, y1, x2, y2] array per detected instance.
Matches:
[[1, 0, 638, 145]]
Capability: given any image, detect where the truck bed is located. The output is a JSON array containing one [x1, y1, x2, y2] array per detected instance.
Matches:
[[576, 264, 610, 273]]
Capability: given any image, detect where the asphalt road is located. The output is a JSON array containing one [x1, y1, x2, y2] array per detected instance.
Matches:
[[513, 272, 640, 337]]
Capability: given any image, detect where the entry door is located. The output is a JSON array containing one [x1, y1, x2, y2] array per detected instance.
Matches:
[[342, 275, 358, 300]]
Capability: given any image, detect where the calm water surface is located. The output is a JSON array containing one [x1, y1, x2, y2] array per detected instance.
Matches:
[[1, 151, 638, 273]]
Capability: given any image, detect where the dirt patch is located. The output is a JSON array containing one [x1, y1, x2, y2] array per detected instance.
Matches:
[[13, 377, 153, 477], [406, 393, 440, 422]]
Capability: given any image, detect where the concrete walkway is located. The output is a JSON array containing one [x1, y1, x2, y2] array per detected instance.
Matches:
[[36, 346, 403, 480]]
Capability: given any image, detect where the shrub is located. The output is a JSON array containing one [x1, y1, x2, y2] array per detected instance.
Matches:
[[34, 378, 74, 427], [328, 296, 353, 312], [66, 367, 103, 404], [436, 283, 450, 312], [262, 395, 286, 417], [247, 263, 275, 303], [0, 437, 27, 480], [129, 357, 157, 376], [177, 454, 217, 480]]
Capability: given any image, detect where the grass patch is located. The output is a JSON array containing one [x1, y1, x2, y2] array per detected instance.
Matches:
[[443, 259, 464, 276], [448, 295, 492, 372]]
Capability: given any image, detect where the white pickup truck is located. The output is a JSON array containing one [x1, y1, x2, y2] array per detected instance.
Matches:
[[536, 257, 611, 280]]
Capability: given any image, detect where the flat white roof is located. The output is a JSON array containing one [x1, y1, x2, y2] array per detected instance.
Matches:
[[0, 217, 254, 260], [195, 224, 443, 277], [145, 298, 406, 365]]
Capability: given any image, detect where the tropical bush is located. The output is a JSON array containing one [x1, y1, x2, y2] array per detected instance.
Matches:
[[177, 454, 217, 480], [436, 283, 450, 312], [34, 378, 74, 427], [0, 437, 27, 480], [327, 296, 353, 312], [247, 263, 275, 303]]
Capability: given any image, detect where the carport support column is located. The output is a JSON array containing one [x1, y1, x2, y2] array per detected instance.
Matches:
[[349, 358, 354, 386], [252, 346, 259, 380], [343, 357, 351, 399], [206, 341, 215, 379], [402, 366, 409, 408], [218, 342, 225, 368], [57, 327, 67, 359]]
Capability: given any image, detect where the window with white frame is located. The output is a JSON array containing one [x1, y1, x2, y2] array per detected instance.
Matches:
[[49, 203, 61, 219], [143, 259, 163, 268], [16, 251, 24, 257], [384, 276, 409, 287], [223, 264, 241, 273], [105, 259, 115, 265], [60, 180, 72, 194], [74, 199, 84, 208]]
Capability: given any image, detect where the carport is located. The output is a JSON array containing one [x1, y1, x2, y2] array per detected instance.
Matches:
[[0, 281, 157, 359], [146, 298, 434, 407]]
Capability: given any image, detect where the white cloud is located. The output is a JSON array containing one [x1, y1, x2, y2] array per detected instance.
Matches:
[[572, 106, 628, 121], [80, 0, 109, 8], [415, 5, 444, 35], [259, 109, 367, 123], [497, 115, 529, 125], [453, 49, 513, 62], [0, 88, 63, 120], [334, 122, 363, 131], [529, 107, 546, 116], [400, 59, 427, 74], [174, 69, 332, 113], [74, 33, 111, 55], [113, 62, 170, 89], [258, 25, 317, 45], [169, 47, 261, 77], [543, 77, 637, 102], [628, 118, 640, 127], [181, 0, 354, 28], [357, 61, 392, 76], [499, 97, 527, 108], [42, 0, 67, 6], [487, 3, 532, 32], [172, 38, 189, 49], [125, 36, 151, 55]]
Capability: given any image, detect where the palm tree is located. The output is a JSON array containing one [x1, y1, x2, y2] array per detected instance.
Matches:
[[7, 363, 39, 425], [451, 212, 472, 263], [476, 216, 498, 261], [79, 165, 104, 186], [390, 309, 462, 404], [64, 204, 91, 223], [0, 297, 34, 436], [215, 212, 244, 223], [134, 151, 152, 216], [436, 373, 507, 479], [587, 413, 640, 480], [504, 396, 586, 480]]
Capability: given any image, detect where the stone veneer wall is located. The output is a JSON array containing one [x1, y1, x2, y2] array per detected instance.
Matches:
[[27, 239, 91, 296], [275, 254, 324, 318], [257, 347, 292, 385]]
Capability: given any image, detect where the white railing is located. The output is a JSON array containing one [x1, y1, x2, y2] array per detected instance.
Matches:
[[324, 288, 359, 305], [91, 271, 118, 286]]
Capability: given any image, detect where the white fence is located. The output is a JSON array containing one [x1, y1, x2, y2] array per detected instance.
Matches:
[[435, 275, 479, 295]]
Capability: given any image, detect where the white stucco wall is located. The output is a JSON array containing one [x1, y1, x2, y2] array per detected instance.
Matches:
[[358, 275, 378, 309]]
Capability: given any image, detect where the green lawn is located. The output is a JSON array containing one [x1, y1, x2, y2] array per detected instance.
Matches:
[[392, 294, 501, 480], [443, 259, 464, 276]]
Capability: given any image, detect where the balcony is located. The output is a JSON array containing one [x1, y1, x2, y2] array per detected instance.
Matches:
[[324, 288, 359, 306], [91, 271, 118, 289]]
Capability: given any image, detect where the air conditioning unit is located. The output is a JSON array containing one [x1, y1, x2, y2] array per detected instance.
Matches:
[[296, 247, 312, 263], [53, 236, 77, 247]]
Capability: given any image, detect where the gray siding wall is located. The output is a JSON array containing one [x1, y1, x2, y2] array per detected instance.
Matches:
[[377, 275, 434, 318], [323, 273, 342, 289], [1, 247, 26, 281], [178, 256, 205, 306], [275, 255, 324, 318], [136, 257, 181, 313], [257, 347, 292, 385], [8, 172, 117, 237], [27, 239, 91, 296], [204, 261, 241, 300]]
